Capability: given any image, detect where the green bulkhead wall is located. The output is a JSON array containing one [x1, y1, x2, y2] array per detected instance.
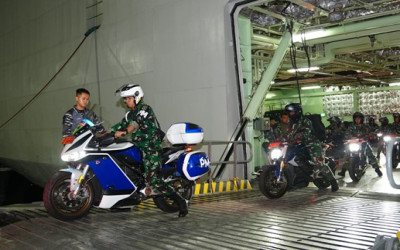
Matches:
[[265, 86, 400, 125], [238, 16, 265, 171]]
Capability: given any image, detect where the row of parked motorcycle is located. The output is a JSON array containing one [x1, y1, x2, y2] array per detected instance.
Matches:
[[42, 112, 399, 221], [256, 134, 399, 200]]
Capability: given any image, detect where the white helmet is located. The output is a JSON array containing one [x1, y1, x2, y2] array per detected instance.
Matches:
[[115, 83, 144, 104]]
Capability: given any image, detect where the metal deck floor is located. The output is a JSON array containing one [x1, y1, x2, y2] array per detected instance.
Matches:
[[1, 167, 400, 250]]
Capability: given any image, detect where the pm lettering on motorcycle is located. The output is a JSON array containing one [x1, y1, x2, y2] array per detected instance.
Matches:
[[200, 157, 210, 168]]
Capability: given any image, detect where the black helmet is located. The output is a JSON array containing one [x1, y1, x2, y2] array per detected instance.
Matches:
[[379, 117, 389, 125], [327, 116, 341, 124], [368, 117, 375, 122], [285, 103, 302, 122], [353, 112, 364, 123], [393, 113, 400, 119]]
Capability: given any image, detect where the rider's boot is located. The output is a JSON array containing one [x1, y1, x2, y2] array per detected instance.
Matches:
[[170, 193, 188, 217], [330, 178, 339, 192], [374, 165, 383, 177], [337, 169, 345, 177]]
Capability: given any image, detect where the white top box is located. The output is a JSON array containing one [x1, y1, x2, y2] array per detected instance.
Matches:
[[166, 122, 204, 145]]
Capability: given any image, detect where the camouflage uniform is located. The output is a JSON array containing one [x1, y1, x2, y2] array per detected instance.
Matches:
[[326, 123, 346, 144], [344, 123, 379, 168], [112, 103, 173, 193], [376, 123, 392, 158], [325, 122, 346, 159], [390, 122, 400, 134], [274, 122, 289, 141], [284, 117, 335, 181], [368, 123, 379, 133]]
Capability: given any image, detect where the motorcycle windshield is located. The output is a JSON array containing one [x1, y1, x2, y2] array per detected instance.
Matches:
[[72, 119, 95, 136]]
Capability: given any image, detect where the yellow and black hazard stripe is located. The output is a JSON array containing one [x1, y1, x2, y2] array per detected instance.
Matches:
[[194, 178, 252, 196]]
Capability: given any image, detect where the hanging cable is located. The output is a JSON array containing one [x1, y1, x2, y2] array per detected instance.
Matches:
[[0, 26, 100, 130], [287, 21, 302, 105]]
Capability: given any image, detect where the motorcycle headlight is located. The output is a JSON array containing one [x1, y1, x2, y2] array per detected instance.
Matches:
[[349, 143, 360, 152], [270, 148, 282, 160], [377, 133, 383, 137], [61, 151, 87, 162], [383, 136, 392, 142]]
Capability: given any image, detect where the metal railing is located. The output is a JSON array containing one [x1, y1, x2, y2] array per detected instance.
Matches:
[[201, 140, 253, 181], [385, 137, 400, 189]]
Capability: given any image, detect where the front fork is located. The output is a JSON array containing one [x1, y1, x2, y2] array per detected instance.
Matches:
[[276, 161, 285, 182], [276, 146, 288, 182], [64, 164, 90, 199]]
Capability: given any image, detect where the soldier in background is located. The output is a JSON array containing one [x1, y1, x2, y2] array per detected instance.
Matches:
[[367, 116, 379, 146], [326, 116, 346, 144], [391, 113, 400, 134], [325, 116, 346, 160], [274, 111, 290, 141], [264, 116, 279, 142], [376, 117, 391, 159]]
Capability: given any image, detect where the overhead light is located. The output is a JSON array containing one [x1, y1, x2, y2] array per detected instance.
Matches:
[[287, 67, 320, 73], [301, 85, 321, 90], [389, 82, 400, 86]]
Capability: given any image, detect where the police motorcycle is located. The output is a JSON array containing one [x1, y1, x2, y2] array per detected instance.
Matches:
[[343, 138, 369, 182], [43, 119, 210, 221], [258, 140, 336, 199]]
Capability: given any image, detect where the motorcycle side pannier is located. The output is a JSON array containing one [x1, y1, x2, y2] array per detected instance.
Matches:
[[177, 151, 210, 180], [166, 122, 204, 145]]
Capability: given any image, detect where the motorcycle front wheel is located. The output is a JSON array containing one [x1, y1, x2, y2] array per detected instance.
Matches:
[[348, 158, 363, 182], [153, 179, 194, 213], [43, 171, 95, 221], [392, 147, 399, 169], [259, 165, 288, 199]]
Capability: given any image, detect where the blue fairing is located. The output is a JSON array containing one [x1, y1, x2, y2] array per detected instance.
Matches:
[[88, 156, 136, 192], [162, 164, 182, 177], [176, 152, 210, 180], [114, 147, 142, 162]]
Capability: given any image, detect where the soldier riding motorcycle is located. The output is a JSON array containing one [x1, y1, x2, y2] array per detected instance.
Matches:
[[257, 103, 338, 199], [339, 112, 383, 181]]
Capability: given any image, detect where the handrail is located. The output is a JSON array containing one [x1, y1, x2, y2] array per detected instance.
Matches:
[[384, 137, 400, 189], [201, 140, 253, 181]]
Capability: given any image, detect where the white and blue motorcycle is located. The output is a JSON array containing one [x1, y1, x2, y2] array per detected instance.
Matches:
[[43, 119, 210, 221]]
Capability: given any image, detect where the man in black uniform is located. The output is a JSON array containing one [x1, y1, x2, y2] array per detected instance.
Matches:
[[62, 88, 105, 137]]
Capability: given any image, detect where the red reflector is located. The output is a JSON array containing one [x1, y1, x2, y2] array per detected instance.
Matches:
[[61, 136, 75, 144], [268, 142, 280, 149]]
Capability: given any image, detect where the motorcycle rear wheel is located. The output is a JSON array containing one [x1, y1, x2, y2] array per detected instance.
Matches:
[[259, 165, 288, 199], [348, 158, 363, 182], [153, 179, 194, 213], [313, 178, 331, 189], [43, 171, 94, 221]]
